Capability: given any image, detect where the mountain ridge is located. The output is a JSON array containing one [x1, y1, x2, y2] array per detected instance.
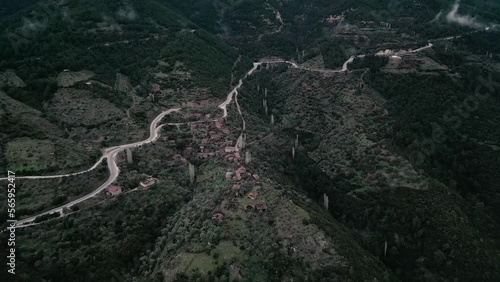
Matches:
[[0, 0, 499, 281]]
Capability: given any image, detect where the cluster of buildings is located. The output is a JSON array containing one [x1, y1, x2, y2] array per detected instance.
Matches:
[[224, 146, 241, 162], [184, 115, 270, 217], [244, 203, 268, 213], [105, 176, 157, 197], [224, 165, 268, 215], [179, 113, 245, 162], [211, 168, 267, 224]]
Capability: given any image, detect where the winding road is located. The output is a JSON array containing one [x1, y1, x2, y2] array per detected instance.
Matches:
[[5, 41, 438, 228], [6, 108, 180, 227]]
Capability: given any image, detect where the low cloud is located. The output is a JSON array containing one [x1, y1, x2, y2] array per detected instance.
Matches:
[[445, 1, 484, 29], [430, 10, 442, 23], [97, 15, 122, 32], [117, 5, 137, 21], [20, 16, 48, 34]]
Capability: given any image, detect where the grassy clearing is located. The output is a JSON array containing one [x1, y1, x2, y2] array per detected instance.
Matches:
[[5, 138, 56, 172], [178, 241, 242, 276], [294, 205, 311, 221], [227, 219, 250, 237], [214, 241, 243, 262], [178, 252, 216, 275]]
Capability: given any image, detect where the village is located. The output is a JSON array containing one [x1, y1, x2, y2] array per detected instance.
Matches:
[[104, 104, 268, 225]]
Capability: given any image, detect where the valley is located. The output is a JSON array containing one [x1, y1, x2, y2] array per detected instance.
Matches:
[[2, 42, 438, 228], [0, 0, 500, 281]]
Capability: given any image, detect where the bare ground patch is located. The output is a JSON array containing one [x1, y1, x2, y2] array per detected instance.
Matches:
[[57, 70, 94, 87]]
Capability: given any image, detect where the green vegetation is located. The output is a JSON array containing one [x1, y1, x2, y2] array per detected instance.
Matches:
[[349, 55, 389, 71], [0, 0, 39, 20], [5, 138, 56, 172], [1, 0, 500, 281], [2, 78, 57, 110], [366, 65, 500, 219], [235, 53, 500, 281], [11, 180, 190, 282], [0, 0, 238, 174], [0, 162, 108, 224], [320, 38, 349, 69], [33, 211, 60, 223]]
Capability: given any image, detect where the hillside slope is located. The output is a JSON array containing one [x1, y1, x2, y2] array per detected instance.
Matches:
[[1, 0, 500, 282]]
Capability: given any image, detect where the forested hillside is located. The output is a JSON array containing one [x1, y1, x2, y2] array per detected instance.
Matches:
[[0, 0, 40, 20], [1, 0, 500, 281]]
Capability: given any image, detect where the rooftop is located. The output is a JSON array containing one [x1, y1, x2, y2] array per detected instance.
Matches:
[[107, 186, 122, 193]]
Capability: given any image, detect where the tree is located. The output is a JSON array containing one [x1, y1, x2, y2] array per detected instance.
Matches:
[[189, 163, 195, 184]]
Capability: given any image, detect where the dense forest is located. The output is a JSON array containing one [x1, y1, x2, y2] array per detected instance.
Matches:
[[234, 47, 500, 280], [0, 0, 40, 20], [1, 0, 500, 281]]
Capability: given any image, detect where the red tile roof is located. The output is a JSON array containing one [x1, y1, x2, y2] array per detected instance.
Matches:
[[248, 192, 257, 200], [108, 186, 122, 193], [152, 84, 160, 92], [236, 166, 247, 174]]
